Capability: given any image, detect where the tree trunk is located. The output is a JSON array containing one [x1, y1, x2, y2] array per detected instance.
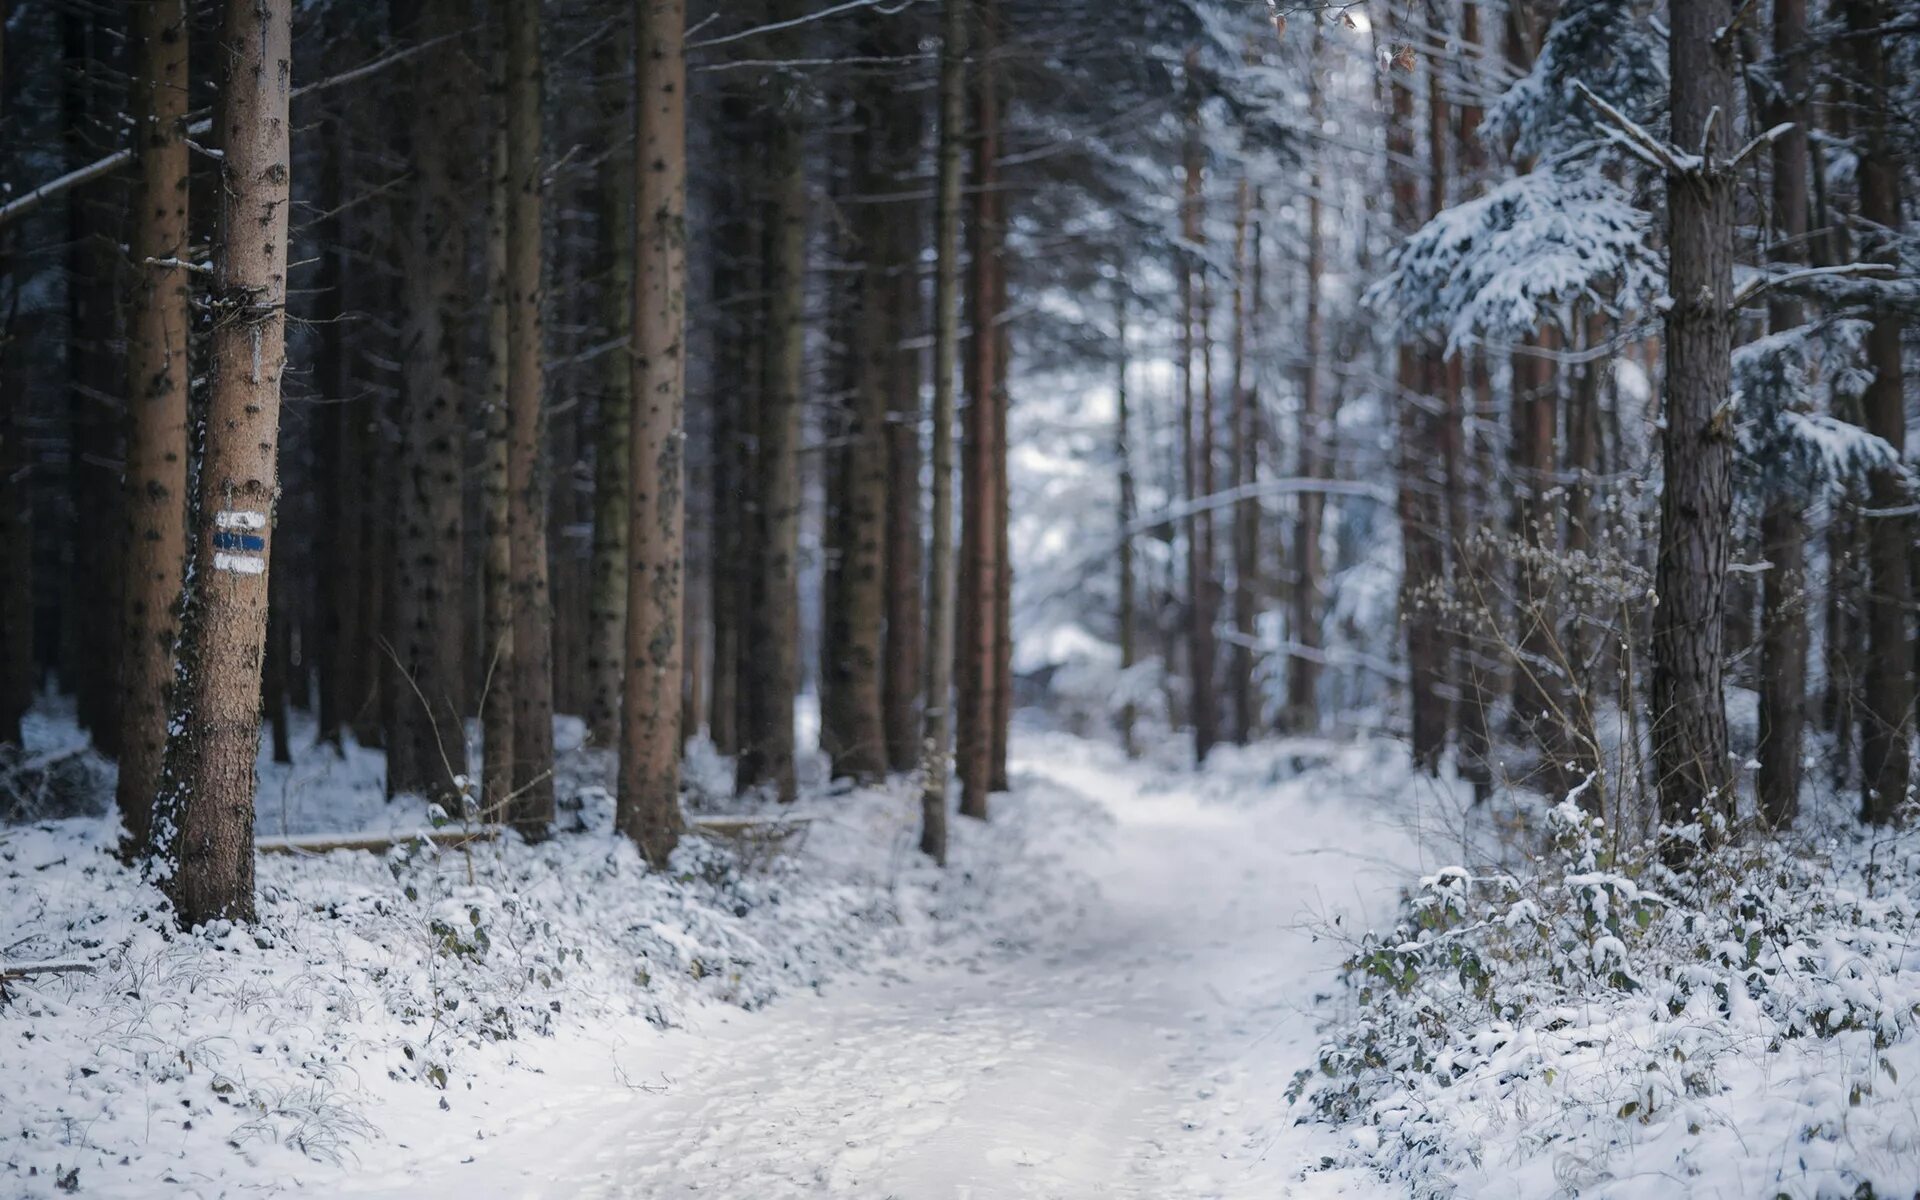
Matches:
[[618, 0, 688, 865], [116, 0, 191, 851], [989, 252, 1012, 793], [921, 0, 966, 864], [587, 25, 634, 751], [958, 0, 1002, 817], [828, 53, 898, 784], [1652, 0, 1737, 844], [705, 88, 755, 759], [1387, 21, 1446, 775], [388, 0, 471, 805], [505, 0, 555, 836], [1115, 281, 1138, 758], [880, 76, 927, 775], [478, 4, 515, 822], [312, 64, 350, 755], [1228, 181, 1257, 745], [1756, 0, 1810, 829], [157, 0, 293, 927], [738, 0, 807, 803], [63, 8, 125, 760], [1846, 0, 1913, 826], [1285, 29, 1325, 734], [1180, 49, 1218, 766], [0, 0, 23, 750]]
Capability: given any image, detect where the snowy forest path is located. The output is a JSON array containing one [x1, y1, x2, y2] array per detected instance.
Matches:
[[345, 734, 1415, 1198]]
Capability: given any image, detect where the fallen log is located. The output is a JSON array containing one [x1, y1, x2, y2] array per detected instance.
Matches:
[[0, 959, 97, 983], [254, 826, 503, 856]]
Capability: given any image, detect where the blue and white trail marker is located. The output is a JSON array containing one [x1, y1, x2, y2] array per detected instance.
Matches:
[[212, 510, 267, 575]]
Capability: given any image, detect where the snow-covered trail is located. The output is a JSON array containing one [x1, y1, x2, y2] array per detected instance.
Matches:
[[345, 735, 1420, 1199]]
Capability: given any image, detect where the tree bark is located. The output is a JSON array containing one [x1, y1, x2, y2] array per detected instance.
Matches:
[[828, 50, 898, 784], [1116, 281, 1138, 759], [989, 241, 1012, 793], [881, 75, 927, 775], [618, 0, 688, 865], [921, 0, 966, 864], [1285, 27, 1326, 735], [958, 0, 1002, 817], [737, 0, 807, 803], [705, 84, 755, 758], [1180, 48, 1218, 766], [1387, 22, 1446, 775], [1845, 0, 1913, 826], [1228, 180, 1257, 745], [1756, 0, 1811, 829], [505, 0, 555, 836], [62, 9, 125, 759], [0, 0, 23, 750], [157, 0, 293, 927], [1652, 0, 1737, 843], [587, 25, 634, 752], [116, 0, 191, 851], [479, 1, 515, 822], [388, 0, 471, 805]]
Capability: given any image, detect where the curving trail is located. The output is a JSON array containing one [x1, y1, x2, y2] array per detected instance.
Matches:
[[345, 734, 1418, 1199]]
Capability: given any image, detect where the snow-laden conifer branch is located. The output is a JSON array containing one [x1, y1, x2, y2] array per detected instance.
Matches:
[[1571, 79, 1694, 175]]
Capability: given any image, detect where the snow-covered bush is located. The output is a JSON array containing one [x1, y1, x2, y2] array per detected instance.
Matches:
[[1296, 801, 1920, 1197]]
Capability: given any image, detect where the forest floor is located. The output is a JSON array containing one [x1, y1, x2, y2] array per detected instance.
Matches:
[[338, 732, 1428, 1200], [5, 705, 1453, 1199]]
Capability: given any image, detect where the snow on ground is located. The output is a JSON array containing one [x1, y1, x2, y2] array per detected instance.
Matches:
[[337, 731, 1439, 1200], [4, 705, 1451, 1199]]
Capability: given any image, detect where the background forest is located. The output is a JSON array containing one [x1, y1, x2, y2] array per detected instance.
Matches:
[[3, 0, 1920, 1195]]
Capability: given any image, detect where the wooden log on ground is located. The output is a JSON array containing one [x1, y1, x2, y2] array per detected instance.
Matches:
[[253, 827, 504, 855]]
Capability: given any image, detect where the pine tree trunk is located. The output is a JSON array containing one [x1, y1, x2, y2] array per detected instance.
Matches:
[[1286, 33, 1325, 734], [705, 89, 754, 759], [1115, 281, 1138, 759], [479, 6, 515, 822], [63, 9, 125, 759], [738, 0, 807, 803], [828, 55, 898, 784], [587, 25, 634, 750], [618, 0, 688, 865], [1756, 0, 1810, 829], [116, 0, 190, 850], [1387, 23, 1446, 775], [1509, 336, 1558, 746], [505, 0, 555, 835], [1180, 49, 1218, 766], [1845, 0, 1913, 826], [388, 0, 471, 804], [921, 0, 966, 864], [1228, 180, 1257, 745], [1652, 0, 1737, 843], [313, 75, 350, 755], [880, 80, 927, 775], [157, 0, 293, 927], [989, 258, 1012, 793], [0, 0, 23, 750], [958, 0, 1002, 816]]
